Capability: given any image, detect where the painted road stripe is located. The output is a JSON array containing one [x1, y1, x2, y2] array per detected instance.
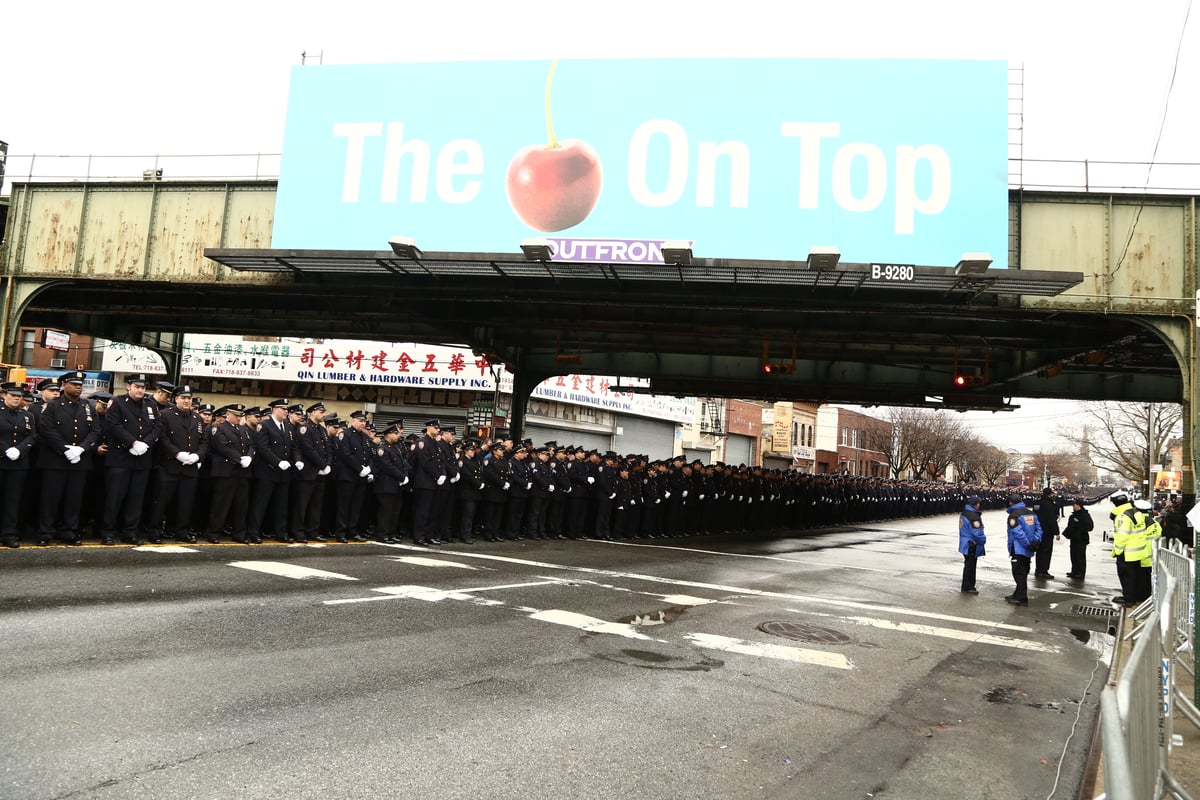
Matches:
[[529, 609, 652, 640], [132, 545, 198, 554], [377, 544, 1031, 632], [599, 539, 894, 573], [387, 556, 480, 569], [324, 580, 563, 605], [685, 632, 852, 669], [799, 610, 1060, 653], [229, 561, 358, 581]]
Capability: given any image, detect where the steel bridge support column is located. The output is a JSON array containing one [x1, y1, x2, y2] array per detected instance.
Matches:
[[0, 277, 58, 363]]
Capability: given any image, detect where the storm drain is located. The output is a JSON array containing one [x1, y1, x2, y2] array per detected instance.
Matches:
[[758, 620, 854, 645], [1073, 604, 1119, 617]]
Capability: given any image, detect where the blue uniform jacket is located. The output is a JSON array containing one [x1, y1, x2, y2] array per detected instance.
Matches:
[[958, 505, 986, 557], [1006, 501, 1043, 557]]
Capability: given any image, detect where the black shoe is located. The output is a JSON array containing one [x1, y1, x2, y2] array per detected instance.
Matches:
[[207, 536, 221, 544], [148, 536, 163, 545], [232, 537, 248, 545], [2, 538, 18, 548], [37, 538, 52, 547], [101, 537, 115, 546], [1005, 596, 1029, 606], [293, 537, 309, 544], [961, 588, 978, 594], [1033, 572, 1055, 579], [336, 536, 348, 543], [486, 537, 499, 542], [352, 534, 369, 542], [120, 536, 142, 545], [314, 535, 331, 543]]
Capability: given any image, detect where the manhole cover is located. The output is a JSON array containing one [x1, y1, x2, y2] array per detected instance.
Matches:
[[1073, 604, 1119, 617], [758, 620, 854, 644]]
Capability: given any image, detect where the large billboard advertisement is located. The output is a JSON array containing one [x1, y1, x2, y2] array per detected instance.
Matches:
[[274, 59, 1009, 267]]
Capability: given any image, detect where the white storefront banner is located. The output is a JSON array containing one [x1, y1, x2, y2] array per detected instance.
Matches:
[[102, 334, 696, 423]]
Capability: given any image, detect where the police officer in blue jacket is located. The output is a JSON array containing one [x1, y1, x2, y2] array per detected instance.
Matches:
[[958, 494, 987, 594], [1005, 493, 1043, 606]]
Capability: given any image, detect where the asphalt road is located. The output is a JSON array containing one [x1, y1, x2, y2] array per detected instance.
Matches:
[[0, 510, 1120, 800]]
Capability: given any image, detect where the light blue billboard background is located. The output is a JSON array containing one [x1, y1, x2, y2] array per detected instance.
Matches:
[[274, 59, 1009, 267]]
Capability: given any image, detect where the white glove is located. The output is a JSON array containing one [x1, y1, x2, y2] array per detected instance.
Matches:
[[187, 453, 201, 465], [68, 455, 81, 464], [479, 483, 485, 490], [359, 466, 371, 478], [587, 476, 595, 484], [278, 460, 290, 471], [609, 493, 616, 500], [618, 506, 625, 511], [451, 474, 460, 483], [748, 498, 754, 505], [682, 490, 689, 498], [699, 494, 705, 500], [526, 482, 532, 490], [64, 445, 85, 461], [5, 447, 20, 461], [503, 481, 510, 490], [401, 476, 409, 486], [176, 452, 191, 464], [367, 474, 374, 483], [318, 465, 331, 476], [548, 484, 555, 493], [130, 441, 149, 456], [239, 455, 252, 468], [437, 475, 446, 486], [664, 491, 672, 499], [655, 498, 661, 505], [294, 461, 305, 471]]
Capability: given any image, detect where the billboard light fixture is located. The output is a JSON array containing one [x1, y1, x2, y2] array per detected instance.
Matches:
[[954, 252, 992, 275], [521, 238, 555, 261], [389, 237, 423, 260], [806, 246, 840, 270], [661, 240, 693, 265]]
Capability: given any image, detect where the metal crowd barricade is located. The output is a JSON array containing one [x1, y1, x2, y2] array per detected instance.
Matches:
[[1100, 576, 1194, 800], [1155, 540, 1199, 735]]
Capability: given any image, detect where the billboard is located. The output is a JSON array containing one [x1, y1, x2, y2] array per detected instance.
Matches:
[[275, 59, 1008, 266]]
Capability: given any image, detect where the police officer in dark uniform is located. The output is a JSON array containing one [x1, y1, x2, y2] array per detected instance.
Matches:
[[292, 402, 333, 543], [411, 418, 448, 545], [455, 437, 485, 543], [102, 373, 161, 545], [0, 382, 38, 548], [333, 410, 373, 542], [526, 447, 554, 540], [148, 385, 208, 544], [480, 440, 511, 542], [505, 445, 531, 540], [248, 398, 296, 543], [435, 424, 460, 543], [593, 452, 618, 540], [35, 371, 101, 545], [204, 404, 253, 543], [372, 421, 410, 543], [81, 391, 113, 539], [566, 446, 591, 539]]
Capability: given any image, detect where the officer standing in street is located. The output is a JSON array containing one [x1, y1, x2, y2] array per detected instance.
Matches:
[[333, 410, 373, 542], [958, 494, 986, 594], [411, 418, 448, 545], [455, 438, 485, 543], [0, 382, 38, 548], [1063, 499, 1095, 580], [371, 421, 410, 543], [204, 404, 253, 544], [480, 440, 511, 542], [1005, 493, 1043, 606], [248, 398, 296, 543], [435, 424, 460, 543], [1033, 487, 1061, 579], [35, 371, 100, 546], [292, 402, 333, 544], [148, 385, 208, 544], [102, 373, 161, 545]]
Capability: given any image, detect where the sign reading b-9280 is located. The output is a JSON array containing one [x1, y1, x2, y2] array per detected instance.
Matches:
[[870, 263, 916, 282]]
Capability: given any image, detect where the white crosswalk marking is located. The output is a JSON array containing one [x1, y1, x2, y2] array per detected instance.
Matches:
[[228, 561, 358, 581], [684, 632, 853, 669]]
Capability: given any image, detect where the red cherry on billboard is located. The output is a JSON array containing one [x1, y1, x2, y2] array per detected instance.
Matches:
[[506, 60, 602, 233]]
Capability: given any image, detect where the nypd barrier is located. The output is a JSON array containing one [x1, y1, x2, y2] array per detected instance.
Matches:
[[1100, 576, 1193, 800], [1157, 541, 1200, 734]]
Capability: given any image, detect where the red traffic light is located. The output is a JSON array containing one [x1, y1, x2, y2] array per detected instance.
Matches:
[[953, 374, 985, 387], [762, 363, 793, 375]]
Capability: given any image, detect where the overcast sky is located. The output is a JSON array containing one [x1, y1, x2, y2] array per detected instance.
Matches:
[[4, 0, 1195, 451]]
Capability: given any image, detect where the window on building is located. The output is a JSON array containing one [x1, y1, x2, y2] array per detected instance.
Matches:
[[841, 426, 849, 446], [19, 329, 35, 365]]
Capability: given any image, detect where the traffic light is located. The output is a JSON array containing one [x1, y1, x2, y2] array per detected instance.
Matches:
[[762, 363, 794, 375], [953, 373, 985, 387], [474, 425, 492, 440], [0, 365, 26, 385]]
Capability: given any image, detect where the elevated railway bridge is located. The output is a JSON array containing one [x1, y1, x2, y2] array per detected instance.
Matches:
[[1, 180, 1196, 494]]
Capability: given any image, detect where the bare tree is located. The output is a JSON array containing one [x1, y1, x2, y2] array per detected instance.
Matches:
[[974, 444, 1014, 485], [1057, 402, 1183, 488], [907, 411, 968, 480], [879, 407, 923, 478]]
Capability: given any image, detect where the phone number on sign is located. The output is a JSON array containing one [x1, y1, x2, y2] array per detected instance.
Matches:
[[870, 263, 915, 282]]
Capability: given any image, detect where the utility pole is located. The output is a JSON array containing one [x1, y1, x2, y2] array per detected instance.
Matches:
[[1144, 403, 1153, 499]]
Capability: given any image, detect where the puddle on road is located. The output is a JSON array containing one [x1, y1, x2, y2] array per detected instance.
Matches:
[[617, 605, 691, 626], [984, 686, 1068, 712]]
